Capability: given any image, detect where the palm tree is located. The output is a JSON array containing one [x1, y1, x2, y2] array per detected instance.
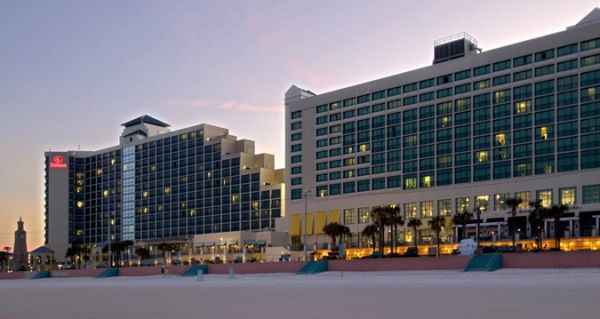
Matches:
[[361, 224, 378, 254], [370, 206, 391, 256], [387, 205, 404, 254], [528, 200, 545, 252], [407, 218, 422, 253], [505, 197, 523, 248], [452, 209, 473, 241], [322, 222, 351, 249], [429, 216, 446, 257], [156, 242, 178, 264], [547, 204, 568, 250], [0, 251, 9, 271]]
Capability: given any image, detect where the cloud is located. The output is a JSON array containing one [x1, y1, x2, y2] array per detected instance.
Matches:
[[162, 99, 281, 113]]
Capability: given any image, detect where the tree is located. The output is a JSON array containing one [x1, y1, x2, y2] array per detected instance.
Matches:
[[429, 216, 446, 257], [370, 206, 391, 256], [2, 247, 10, 271], [452, 209, 473, 241], [387, 205, 404, 254], [505, 197, 523, 248], [407, 218, 422, 253], [547, 204, 568, 250], [528, 200, 545, 252], [322, 222, 350, 249], [361, 224, 378, 253], [0, 251, 10, 272]]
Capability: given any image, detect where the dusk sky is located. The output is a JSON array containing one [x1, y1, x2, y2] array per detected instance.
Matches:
[[1, 0, 597, 250]]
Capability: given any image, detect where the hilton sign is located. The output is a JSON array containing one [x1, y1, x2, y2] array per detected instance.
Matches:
[[50, 155, 68, 169]]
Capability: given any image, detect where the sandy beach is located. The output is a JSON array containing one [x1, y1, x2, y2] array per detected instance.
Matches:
[[1, 269, 599, 319]]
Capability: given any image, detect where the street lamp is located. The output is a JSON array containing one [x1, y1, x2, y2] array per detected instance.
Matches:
[[303, 189, 311, 262], [107, 212, 114, 268], [475, 207, 482, 247]]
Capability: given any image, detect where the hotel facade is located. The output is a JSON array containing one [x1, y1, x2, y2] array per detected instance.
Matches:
[[284, 10, 600, 251], [45, 116, 285, 262]]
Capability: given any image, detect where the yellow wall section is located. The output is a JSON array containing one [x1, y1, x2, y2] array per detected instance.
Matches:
[[329, 210, 341, 224], [289, 214, 301, 236], [315, 212, 327, 234]]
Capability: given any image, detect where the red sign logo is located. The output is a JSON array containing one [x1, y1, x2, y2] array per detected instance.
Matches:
[[50, 155, 67, 169]]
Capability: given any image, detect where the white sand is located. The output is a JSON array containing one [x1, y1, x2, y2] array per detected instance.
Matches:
[[1, 269, 599, 319]]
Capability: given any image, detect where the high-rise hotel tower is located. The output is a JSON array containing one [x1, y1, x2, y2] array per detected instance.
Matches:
[[284, 9, 600, 250], [45, 116, 284, 260]]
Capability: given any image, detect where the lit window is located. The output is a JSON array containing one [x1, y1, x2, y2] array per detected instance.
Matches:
[[96, 168, 103, 176], [158, 205, 163, 212], [345, 146, 354, 154], [223, 178, 229, 186], [475, 195, 490, 213], [441, 116, 450, 127], [232, 195, 239, 203], [103, 190, 109, 198], [456, 197, 470, 213], [405, 177, 417, 189], [420, 201, 433, 218], [476, 151, 489, 163], [358, 207, 370, 223], [143, 207, 149, 214], [110, 159, 116, 166], [495, 133, 506, 146], [515, 100, 531, 113], [560, 187, 576, 206], [423, 176, 432, 188], [515, 191, 531, 209], [143, 191, 148, 198], [207, 172, 212, 179], [359, 144, 368, 153], [180, 202, 187, 208], [585, 87, 596, 100], [438, 199, 452, 216], [539, 127, 548, 140], [164, 187, 171, 195], [319, 189, 327, 197], [494, 193, 509, 211], [76, 201, 84, 208], [404, 202, 417, 218], [537, 190, 553, 207], [150, 165, 156, 172], [189, 209, 195, 216]]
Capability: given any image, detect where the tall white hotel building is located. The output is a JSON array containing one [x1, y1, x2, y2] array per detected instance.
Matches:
[[284, 9, 600, 250]]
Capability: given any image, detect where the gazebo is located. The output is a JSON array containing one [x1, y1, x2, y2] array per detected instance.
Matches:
[[30, 246, 55, 271]]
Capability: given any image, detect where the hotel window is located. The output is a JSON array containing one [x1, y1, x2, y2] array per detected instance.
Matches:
[[535, 49, 554, 62], [538, 126, 550, 140], [581, 38, 600, 51], [557, 43, 578, 57], [291, 110, 302, 119], [421, 175, 433, 188], [494, 89, 510, 104], [475, 151, 489, 163], [454, 98, 471, 111], [537, 190, 553, 207], [475, 195, 490, 213], [343, 209, 355, 225], [404, 176, 417, 189], [329, 101, 341, 111], [317, 186, 328, 198], [494, 193, 509, 211], [291, 121, 302, 130], [76, 201, 84, 208], [495, 133, 506, 146], [291, 133, 302, 141], [420, 201, 433, 218], [473, 79, 490, 90], [559, 187, 576, 206], [582, 184, 600, 203], [438, 199, 452, 216], [456, 197, 470, 213], [404, 202, 417, 219], [581, 54, 600, 67], [515, 100, 531, 113], [581, 87, 598, 102], [358, 207, 370, 223], [515, 191, 531, 208], [455, 69, 471, 81]]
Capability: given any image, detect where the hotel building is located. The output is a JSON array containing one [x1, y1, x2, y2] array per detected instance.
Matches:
[[284, 10, 600, 251], [45, 116, 284, 262]]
